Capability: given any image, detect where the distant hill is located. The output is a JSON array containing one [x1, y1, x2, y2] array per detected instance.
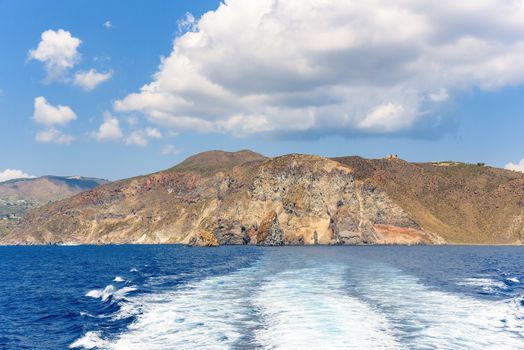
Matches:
[[2, 151, 524, 246], [0, 176, 108, 236]]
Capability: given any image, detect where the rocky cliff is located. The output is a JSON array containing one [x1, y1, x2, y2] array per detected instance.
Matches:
[[2, 150, 523, 245]]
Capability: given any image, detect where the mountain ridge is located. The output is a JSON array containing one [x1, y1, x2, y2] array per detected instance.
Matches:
[[2, 150, 523, 245]]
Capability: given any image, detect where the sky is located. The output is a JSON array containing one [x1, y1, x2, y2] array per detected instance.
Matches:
[[1, 0, 524, 181]]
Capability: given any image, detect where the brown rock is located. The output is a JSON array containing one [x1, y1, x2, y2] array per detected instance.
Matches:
[[3, 150, 524, 246]]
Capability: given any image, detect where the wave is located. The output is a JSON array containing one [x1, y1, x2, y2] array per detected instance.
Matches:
[[346, 263, 524, 349], [253, 265, 401, 349], [79, 312, 107, 319], [457, 277, 509, 293], [69, 331, 111, 349], [73, 265, 260, 349], [72, 256, 524, 349], [85, 285, 136, 303]]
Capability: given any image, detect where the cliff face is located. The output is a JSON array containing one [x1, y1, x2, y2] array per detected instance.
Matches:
[[2, 150, 523, 246], [335, 157, 524, 244]]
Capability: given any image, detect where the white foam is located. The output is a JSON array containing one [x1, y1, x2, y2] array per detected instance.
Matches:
[[111, 300, 141, 321], [79, 311, 109, 319], [73, 256, 524, 349], [86, 285, 115, 302], [253, 265, 401, 349], [458, 277, 507, 292], [85, 290, 102, 299], [112, 286, 137, 300], [85, 285, 136, 303], [104, 268, 259, 349], [347, 263, 524, 348], [129, 268, 138, 273], [69, 331, 111, 349], [506, 277, 520, 283], [76, 263, 401, 349], [113, 276, 125, 283]]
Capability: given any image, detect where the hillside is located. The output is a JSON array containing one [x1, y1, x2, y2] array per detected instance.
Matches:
[[1, 151, 523, 245], [334, 157, 524, 244], [0, 176, 108, 236]]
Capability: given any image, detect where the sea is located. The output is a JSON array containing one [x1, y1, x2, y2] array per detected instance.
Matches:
[[1, 245, 523, 349]]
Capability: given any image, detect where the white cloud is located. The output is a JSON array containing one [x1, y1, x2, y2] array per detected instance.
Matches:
[[177, 12, 196, 33], [357, 103, 411, 132], [91, 113, 162, 146], [505, 158, 524, 172], [74, 69, 112, 91], [35, 128, 74, 144], [103, 21, 113, 29], [0, 169, 33, 183], [125, 128, 162, 147], [92, 114, 123, 141], [125, 131, 148, 147], [33, 96, 77, 126], [114, 0, 524, 137], [161, 144, 181, 155], [28, 29, 81, 80]]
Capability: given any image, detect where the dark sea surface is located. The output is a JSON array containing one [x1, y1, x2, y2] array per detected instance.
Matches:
[[1, 245, 524, 349]]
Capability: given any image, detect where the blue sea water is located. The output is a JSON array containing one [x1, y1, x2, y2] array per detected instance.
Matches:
[[1, 245, 524, 349]]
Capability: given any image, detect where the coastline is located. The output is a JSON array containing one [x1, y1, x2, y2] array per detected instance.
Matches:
[[1, 242, 523, 247]]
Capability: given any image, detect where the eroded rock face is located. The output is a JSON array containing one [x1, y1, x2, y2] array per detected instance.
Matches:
[[256, 211, 284, 246], [2, 151, 446, 246], [507, 212, 524, 243]]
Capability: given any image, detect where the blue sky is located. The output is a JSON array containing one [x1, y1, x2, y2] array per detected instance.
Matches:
[[1, 0, 524, 180]]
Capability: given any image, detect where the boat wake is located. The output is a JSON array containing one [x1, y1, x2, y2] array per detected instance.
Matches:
[[71, 254, 524, 349]]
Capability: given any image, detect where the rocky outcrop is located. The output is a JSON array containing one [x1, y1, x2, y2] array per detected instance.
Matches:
[[2, 150, 524, 246], [507, 212, 524, 244], [256, 211, 284, 245]]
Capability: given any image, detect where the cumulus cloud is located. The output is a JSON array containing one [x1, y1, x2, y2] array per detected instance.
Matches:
[[74, 69, 112, 91], [125, 131, 148, 147], [33, 96, 77, 126], [35, 128, 74, 144], [28, 29, 81, 80], [357, 103, 411, 133], [92, 114, 123, 141], [90, 112, 162, 146], [177, 12, 196, 33], [125, 127, 162, 147], [505, 158, 524, 172], [0, 169, 33, 183], [114, 0, 524, 138], [33, 97, 76, 144], [103, 21, 113, 29]]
